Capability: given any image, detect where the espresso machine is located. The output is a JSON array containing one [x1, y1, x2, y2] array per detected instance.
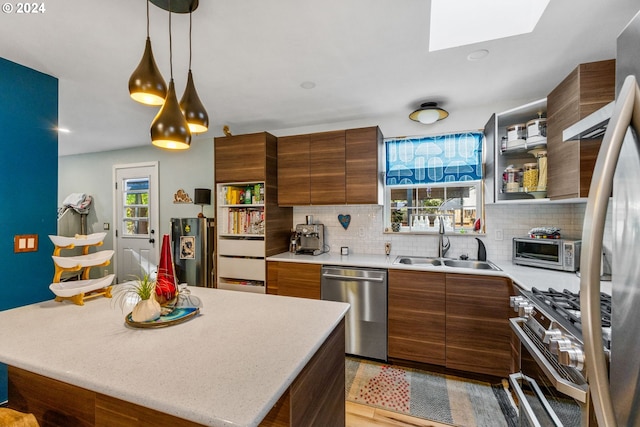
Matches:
[[294, 217, 325, 255]]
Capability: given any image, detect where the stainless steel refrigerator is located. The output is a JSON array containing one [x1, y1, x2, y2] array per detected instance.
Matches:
[[170, 218, 215, 288], [578, 9, 640, 427]]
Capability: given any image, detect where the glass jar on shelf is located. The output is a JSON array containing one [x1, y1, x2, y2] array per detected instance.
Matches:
[[503, 166, 523, 193], [523, 163, 539, 192]]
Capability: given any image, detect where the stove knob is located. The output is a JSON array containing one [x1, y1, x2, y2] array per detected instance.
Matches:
[[510, 297, 532, 315], [548, 336, 572, 355], [542, 329, 563, 344], [559, 347, 585, 371], [518, 304, 534, 317], [509, 296, 522, 311]]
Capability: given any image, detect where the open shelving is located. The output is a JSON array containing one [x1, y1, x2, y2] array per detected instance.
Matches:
[[486, 98, 550, 203], [216, 182, 267, 293], [48, 232, 115, 305]]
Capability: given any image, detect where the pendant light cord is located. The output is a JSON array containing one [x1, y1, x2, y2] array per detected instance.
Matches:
[[188, 11, 192, 70], [146, 0, 150, 37], [168, 0, 173, 80]]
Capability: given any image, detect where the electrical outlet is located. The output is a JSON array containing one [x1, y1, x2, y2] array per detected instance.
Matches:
[[103, 223, 110, 230], [495, 229, 504, 241]]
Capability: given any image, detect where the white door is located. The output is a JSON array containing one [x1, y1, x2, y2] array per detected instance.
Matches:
[[113, 162, 159, 283]]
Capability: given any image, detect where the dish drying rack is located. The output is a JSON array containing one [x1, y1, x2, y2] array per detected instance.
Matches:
[[49, 233, 114, 305]]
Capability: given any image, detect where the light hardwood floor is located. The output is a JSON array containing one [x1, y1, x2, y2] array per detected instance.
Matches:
[[346, 401, 456, 427]]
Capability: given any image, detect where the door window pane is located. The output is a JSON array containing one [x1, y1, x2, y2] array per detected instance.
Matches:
[[122, 178, 150, 236]]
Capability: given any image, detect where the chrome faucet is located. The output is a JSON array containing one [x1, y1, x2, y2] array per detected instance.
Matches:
[[438, 215, 450, 258]]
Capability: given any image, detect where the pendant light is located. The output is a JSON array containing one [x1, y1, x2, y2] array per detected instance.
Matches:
[[129, 0, 167, 106], [179, 10, 209, 133], [150, 1, 191, 150]]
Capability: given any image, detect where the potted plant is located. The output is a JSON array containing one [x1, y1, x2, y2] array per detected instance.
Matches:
[[391, 209, 403, 232], [115, 274, 162, 322]]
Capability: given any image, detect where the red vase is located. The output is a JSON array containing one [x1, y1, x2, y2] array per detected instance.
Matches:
[[156, 234, 178, 306]]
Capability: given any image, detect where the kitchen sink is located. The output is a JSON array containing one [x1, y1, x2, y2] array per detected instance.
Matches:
[[442, 259, 501, 271], [393, 256, 442, 266], [393, 256, 501, 271]]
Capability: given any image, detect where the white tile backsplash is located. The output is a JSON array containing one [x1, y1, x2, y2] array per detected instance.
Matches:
[[293, 200, 612, 262]]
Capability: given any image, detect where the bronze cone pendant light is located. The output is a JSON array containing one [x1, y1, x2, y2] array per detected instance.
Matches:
[[129, 1, 167, 106], [150, 2, 191, 149], [131, 0, 205, 149], [179, 11, 209, 133], [180, 70, 208, 133], [151, 80, 191, 149]]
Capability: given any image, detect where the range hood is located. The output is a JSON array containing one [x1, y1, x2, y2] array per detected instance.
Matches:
[[562, 101, 615, 141]]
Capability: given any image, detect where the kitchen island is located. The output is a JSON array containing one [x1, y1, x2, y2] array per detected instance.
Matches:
[[0, 286, 349, 426]]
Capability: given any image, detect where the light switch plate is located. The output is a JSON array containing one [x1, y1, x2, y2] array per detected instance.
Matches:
[[14, 234, 38, 253]]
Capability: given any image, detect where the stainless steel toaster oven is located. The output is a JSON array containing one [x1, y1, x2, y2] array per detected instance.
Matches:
[[512, 237, 581, 272]]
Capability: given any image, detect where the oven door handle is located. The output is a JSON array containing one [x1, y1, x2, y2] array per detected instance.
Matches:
[[509, 318, 588, 403], [509, 373, 564, 427]]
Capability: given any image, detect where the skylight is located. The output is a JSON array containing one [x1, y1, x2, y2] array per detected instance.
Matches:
[[429, 0, 550, 52]]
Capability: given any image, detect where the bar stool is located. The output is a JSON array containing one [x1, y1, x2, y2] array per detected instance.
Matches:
[[0, 408, 39, 427]]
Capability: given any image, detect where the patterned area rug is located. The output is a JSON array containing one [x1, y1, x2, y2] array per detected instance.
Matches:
[[346, 357, 518, 427]]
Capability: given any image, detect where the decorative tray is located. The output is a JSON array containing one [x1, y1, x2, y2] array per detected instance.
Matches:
[[49, 232, 107, 247], [125, 307, 200, 329], [49, 274, 115, 298], [52, 250, 114, 269]]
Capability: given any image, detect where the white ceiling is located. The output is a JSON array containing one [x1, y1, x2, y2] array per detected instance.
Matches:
[[1, 0, 638, 156]]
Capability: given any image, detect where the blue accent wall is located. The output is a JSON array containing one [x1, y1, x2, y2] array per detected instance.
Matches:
[[0, 57, 58, 402]]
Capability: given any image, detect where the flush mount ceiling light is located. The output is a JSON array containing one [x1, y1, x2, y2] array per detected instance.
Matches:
[[467, 49, 489, 61], [179, 9, 209, 133], [150, 0, 191, 150], [128, 0, 167, 106], [409, 102, 449, 124]]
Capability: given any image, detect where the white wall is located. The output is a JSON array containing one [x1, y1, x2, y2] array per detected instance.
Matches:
[[58, 136, 214, 275]]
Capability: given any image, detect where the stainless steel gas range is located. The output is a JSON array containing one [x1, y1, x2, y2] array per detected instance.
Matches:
[[508, 287, 611, 427]]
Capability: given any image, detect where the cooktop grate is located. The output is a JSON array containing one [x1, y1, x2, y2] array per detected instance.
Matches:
[[531, 287, 611, 328]]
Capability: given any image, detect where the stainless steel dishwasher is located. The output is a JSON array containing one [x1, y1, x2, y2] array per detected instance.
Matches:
[[321, 265, 387, 361]]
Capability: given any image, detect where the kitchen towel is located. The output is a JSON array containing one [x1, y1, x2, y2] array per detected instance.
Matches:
[[346, 357, 518, 427]]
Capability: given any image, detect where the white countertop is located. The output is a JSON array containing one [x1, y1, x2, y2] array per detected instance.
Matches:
[[267, 252, 612, 295], [0, 287, 349, 427]]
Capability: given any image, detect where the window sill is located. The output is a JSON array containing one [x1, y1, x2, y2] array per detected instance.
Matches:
[[384, 228, 485, 236]]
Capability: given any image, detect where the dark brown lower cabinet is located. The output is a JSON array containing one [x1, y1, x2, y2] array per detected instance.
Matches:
[[267, 261, 322, 299], [388, 269, 446, 366], [388, 270, 517, 377], [445, 273, 517, 377]]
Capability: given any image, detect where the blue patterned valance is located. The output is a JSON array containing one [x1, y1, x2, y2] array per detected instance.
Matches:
[[385, 132, 483, 185]]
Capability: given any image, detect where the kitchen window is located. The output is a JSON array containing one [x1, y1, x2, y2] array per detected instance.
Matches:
[[384, 132, 484, 234]]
